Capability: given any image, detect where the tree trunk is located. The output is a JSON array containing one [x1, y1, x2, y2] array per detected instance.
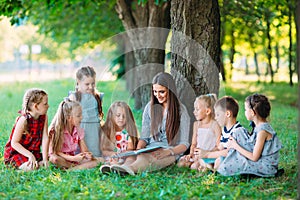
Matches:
[[245, 56, 249, 75], [265, 14, 274, 83], [219, 0, 227, 82], [275, 42, 280, 73], [296, 0, 300, 83], [296, 0, 300, 193], [170, 0, 220, 141], [116, 0, 171, 109], [288, 2, 293, 86], [253, 52, 260, 82], [229, 28, 235, 81], [248, 33, 260, 82]]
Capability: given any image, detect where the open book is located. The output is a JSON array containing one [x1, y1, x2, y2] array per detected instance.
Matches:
[[111, 145, 165, 158]]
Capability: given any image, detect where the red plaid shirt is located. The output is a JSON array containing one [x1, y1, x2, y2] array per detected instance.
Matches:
[[4, 113, 46, 168]]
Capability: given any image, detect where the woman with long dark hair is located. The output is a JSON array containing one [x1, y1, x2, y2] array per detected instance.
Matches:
[[109, 72, 190, 175]]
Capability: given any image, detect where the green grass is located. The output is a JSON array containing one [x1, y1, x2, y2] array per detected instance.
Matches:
[[0, 79, 297, 199]]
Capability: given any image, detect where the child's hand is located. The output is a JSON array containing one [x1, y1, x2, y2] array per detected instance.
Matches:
[[27, 154, 38, 170], [40, 160, 49, 168], [227, 136, 238, 149], [73, 153, 85, 162], [82, 152, 93, 160], [194, 148, 208, 159], [185, 154, 193, 162]]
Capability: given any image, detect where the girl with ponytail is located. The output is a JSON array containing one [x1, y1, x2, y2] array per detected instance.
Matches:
[[4, 88, 49, 171], [49, 98, 103, 170]]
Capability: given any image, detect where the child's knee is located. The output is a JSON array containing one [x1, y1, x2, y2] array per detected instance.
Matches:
[[190, 162, 199, 170], [177, 158, 191, 168], [49, 155, 59, 164]]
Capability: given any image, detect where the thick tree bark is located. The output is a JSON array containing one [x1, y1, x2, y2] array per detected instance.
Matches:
[[170, 0, 220, 141], [116, 0, 171, 109]]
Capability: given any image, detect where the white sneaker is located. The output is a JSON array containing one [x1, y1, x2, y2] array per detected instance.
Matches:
[[111, 165, 135, 176], [100, 164, 111, 174]]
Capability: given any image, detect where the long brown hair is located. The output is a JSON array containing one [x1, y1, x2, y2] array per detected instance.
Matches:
[[74, 66, 104, 119], [21, 88, 47, 133], [49, 99, 81, 153], [151, 72, 180, 145], [102, 101, 139, 148]]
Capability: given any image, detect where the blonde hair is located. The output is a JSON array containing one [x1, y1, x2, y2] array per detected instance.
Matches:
[[102, 101, 139, 148], [195, 93, 217, 118], [49, 99, 81, 153], [74, 66, 104, 119]]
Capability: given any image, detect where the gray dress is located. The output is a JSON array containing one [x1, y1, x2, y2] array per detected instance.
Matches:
[[140, 102, 190, 159], [217, 122, 282, 177], [79, 93, 102, 157]]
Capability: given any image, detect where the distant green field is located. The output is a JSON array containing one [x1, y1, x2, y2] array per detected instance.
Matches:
[[0, 79, 297, 199]]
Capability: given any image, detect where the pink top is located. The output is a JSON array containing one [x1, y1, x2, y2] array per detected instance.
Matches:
[[61, 127, 85, 155]]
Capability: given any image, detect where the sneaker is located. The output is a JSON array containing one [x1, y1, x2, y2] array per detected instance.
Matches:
[[275, 168, 284, 177], [111, 165, 135, 176], [100, 164, 111, 174]]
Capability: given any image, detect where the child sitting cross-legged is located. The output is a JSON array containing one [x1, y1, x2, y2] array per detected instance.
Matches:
[[100, 101, 139, 171], [49, 99, 103, 170]]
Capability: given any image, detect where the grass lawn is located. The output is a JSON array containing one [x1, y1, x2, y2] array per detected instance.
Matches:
[[0, 79, 297, 199]]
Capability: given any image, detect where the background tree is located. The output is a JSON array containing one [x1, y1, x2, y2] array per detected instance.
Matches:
[[115, 0, 171, 109], [170, 0, 220, 140], [297, 0, 300, 83]]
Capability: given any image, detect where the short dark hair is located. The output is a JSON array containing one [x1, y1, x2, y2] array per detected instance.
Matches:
[[215, 96, 239, 118]]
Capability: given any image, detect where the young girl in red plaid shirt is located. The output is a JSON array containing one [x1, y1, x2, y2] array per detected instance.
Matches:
[[4, 88, 50, 171]]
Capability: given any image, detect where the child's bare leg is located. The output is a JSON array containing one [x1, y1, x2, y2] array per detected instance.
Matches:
[[127, 154, 151, 173], [19, 161, 38, 171], [177, 156, 191, 168], [70, 160, 99, 170], [123, 156, 135, 166], [38, 160, 49, 168], [94, 156, 105, 163], [190, 161, 200, 170], [129, 153, 175, 173], [49, 154, 72, 169], [214, 157, 221, 170]]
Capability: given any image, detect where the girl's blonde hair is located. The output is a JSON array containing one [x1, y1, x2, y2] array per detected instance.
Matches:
[[74, 66, 104, 119], [195, 93, 217, 118], [102, 101, 139, 148], [21, 88, 47, 133], [49, 99, 81, 153]]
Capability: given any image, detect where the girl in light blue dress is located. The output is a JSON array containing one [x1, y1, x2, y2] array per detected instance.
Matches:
[[217, 94, 282, 177], [69, 66, 104, 157]]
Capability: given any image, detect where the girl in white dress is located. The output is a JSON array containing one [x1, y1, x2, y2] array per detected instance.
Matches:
[[177, 94, 221, 170]]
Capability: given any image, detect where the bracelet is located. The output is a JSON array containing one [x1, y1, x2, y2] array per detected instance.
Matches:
[[169, 148, 175, 156]]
